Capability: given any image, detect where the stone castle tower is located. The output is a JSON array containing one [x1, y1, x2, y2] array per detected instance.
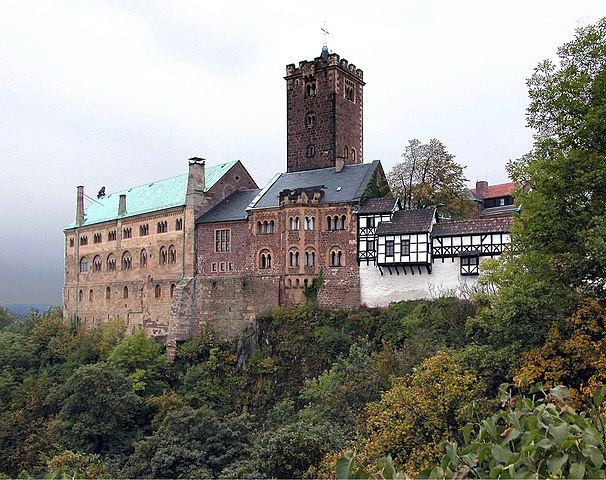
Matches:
[[285, 46, 365, 172]]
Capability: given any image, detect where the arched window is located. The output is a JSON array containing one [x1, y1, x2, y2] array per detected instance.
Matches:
[[259, 250, 272, 269], [327, 216, 332, 231], [79, 257, 88, 273], [333, 216, 339, 230], [289, 250, 300, 267], [305, 112, 316, 127], [344, 146, 349, 158], [306, 145, 316, 158], [106, 286, 111, 300], [351, 149, 356, 161], [170, 283, 176, 298], [140, 249, 147, 268], [306, 82, 316, 97], [79, 289, 83, 301], [269, 220, 275, 233], [304, 216, 315, 230], [107, 254, 116, 272], [330, 248, 343, 267], [89, 289, 94, 302], [159, 246, 167, 265], [304, 250, 316, 266], [340, 215, 347, 230], [155, 284, 161, 299], [257, 221, 263, 234], [290, 217, 300, 231], [175, 218, 183, 231], [157, 221, 168, 233], [122, 251, 132, 270], [123, 286, 129, 299], [169, 245, 176, 264], [93, 255, 102, 273]]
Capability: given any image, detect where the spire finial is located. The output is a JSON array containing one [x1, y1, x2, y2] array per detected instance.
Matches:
[[321, 21, 329, 48]]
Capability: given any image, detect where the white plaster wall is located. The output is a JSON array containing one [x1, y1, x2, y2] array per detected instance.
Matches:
[[360, 258, 489, 307]]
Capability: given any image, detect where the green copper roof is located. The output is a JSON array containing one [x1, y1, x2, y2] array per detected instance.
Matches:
[[66, 160, 238, 229]]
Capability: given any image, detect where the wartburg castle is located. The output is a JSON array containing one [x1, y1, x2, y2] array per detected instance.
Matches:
[[64, 45, 516, 358]]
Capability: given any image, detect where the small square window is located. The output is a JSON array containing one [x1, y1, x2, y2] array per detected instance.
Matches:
[[460, 255, 480, 276]]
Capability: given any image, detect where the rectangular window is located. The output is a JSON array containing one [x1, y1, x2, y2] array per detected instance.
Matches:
[[366, 239, 375, 252], [220, 262, 226, 272], [401, 239, 410, 256], [460, 255, 480, 276], [367, 216, 375, 228], [228, 262, 234, 271], [385, 240, 394, 257], [211, 262, 217, 272], [215, 229, 231, 252]]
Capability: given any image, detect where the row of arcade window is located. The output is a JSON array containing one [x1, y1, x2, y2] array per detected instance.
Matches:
[[78, 283, 176, 302], [289, 216, 316, 231], [80, 246, 177, 273], [259, 248, 343, 269], [327, 215, 347, 231], [75, 219, 183, 246], [257, 220, 275, 235]]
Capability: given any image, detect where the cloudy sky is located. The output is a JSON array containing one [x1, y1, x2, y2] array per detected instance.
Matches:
[[0, 0, 603, 306]]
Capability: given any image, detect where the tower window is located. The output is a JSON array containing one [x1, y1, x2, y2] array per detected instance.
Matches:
[[306, 82, 317, 98], [344, 80, 355, 102], [306, 145, 316, 158], [305, 112, 316, 128]]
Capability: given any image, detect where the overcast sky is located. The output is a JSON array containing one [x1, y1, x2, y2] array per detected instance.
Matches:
[[0, 0, 603, 306]]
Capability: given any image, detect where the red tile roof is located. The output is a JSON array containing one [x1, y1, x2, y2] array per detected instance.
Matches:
[[432, 216, 512, 236], [376, 208, 436, 235], [357, 198, 399, 214], [471, 182, 516, 199]]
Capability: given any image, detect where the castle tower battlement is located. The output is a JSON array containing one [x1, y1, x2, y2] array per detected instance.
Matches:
[[285, 48, 365, 173]]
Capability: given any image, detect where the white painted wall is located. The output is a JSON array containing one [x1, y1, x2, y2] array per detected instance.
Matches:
[[360, 257, 491, 306]]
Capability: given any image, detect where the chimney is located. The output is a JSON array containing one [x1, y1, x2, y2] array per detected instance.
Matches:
[[475, 181, 489, 199], [76, 186, 85, 225], [335, 158, 345, 173], [187, 157, 206, 195], [118, 194, 127, 216]]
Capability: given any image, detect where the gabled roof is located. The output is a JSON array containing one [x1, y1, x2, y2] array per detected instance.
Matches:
[[249, 161, 381, 209], [197, 189, 261, 224], [357, 197, 400, 214], [376, 208, 436, 235], [432, 216, 512, 236], [66, 160, 238, 229], [471, 182, 516, 199]]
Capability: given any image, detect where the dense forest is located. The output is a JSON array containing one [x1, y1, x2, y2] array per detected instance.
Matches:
[[1, 17, 605, 479]]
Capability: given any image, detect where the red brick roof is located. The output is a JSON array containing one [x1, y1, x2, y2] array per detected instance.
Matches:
[[432, 216, 512, 236], [376, 208, 435, 235], [471, 182, 516, 199]]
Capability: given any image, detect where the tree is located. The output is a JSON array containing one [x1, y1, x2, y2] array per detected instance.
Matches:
[[515, 298, 606, 409], [358, 352, 488, 476], [476, 17, 606, 354], [56, 363, 144, 454], [121, 407, 252, 479], [387, 139, 474, 219], [107, 329, 168, 397], [423, 385, 606, 479]]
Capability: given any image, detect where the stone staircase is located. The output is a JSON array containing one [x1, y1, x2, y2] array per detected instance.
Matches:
[[165, 277, 194, 363]]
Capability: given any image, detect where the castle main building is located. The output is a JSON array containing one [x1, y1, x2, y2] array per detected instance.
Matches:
[[64, 47, 512, 357]]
